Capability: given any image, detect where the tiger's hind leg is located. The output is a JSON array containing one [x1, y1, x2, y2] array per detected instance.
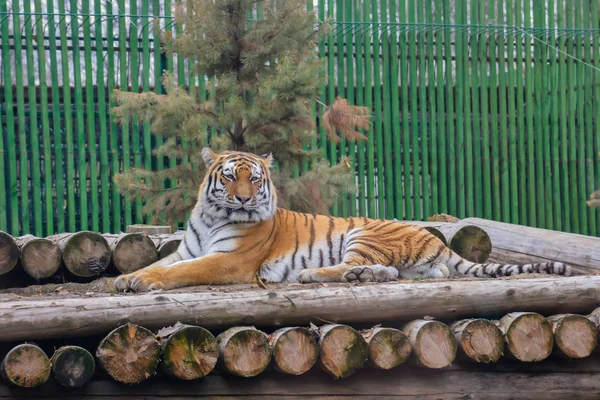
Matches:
[[399, 263, 450, 279]]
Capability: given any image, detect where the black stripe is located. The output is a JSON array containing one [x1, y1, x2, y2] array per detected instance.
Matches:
[[412, 237, 436, 264], [303, 213, 309, 226], [428, 245, 445, 263], [292, 212, 297, 227], [291, 233, 299, 272], [349, 240, 390, 261], [347, 248, 375, 264], [326, 218, 335, 264], [183, 237, 195, 258], [189, 220, 203, 250], [308, 218, 316, 259], [237, 218, 276, 254], [319, 249, 324, 268], [377, 224, 412, 237], [212, 235, 245, 245], [281, 264, 291, 282], [211, 222, 232, 235], [301, 256, 307, 270], [338, 233, 345, 262]]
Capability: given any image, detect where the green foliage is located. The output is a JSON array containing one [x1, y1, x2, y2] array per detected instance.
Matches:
[[113, 0, 365, 226]]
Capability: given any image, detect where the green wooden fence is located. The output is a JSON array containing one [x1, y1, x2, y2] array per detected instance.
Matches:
[[1, 0, 599, 237]]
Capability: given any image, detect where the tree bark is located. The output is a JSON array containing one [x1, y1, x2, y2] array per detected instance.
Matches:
[[105, 232, 158, 274], [462, 217, 600, 275], [2, 276, 599, 342], [127, 225, 172, 234], [498, 312, 554, 362], [15, 235, 62, 279], [216, 327, 272, 377], [317, 324, 369, 379], [96, 323, 162, 384], [158, 239, 181, 259], [405, 221, 491, 262], [269, 327, 319, 375], [157, 323, 218, 380], [547, 314, 598, 359], [362, 327, 412, 370], [48, 232, 111, 277], [402, 320, 457, 369], [450, 319, 504, 363], [0, 344, 50, 388], [51, 346, 96, 388], [0, 231, 19, 275]]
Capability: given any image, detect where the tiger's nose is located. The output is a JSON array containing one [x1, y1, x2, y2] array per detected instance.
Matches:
[[235, 195, 251, 204]]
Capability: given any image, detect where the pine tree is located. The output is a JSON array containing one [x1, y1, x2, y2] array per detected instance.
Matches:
[[113, 0, 369, 227]]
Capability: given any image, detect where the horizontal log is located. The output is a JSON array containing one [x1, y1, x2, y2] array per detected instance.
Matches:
[[462, 217, 600, 275], [1, 276, 599, 341], [0, 231, 19, 275]]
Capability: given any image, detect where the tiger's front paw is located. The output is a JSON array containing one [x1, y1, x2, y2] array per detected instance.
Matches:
[[114, 267, 168, 292], [298, 269, 318, 283], [341, 265, 399, 283]]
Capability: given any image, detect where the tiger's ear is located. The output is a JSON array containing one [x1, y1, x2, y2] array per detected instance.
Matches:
[[261, 152, 274, 168], [202, 147, 217, 167]]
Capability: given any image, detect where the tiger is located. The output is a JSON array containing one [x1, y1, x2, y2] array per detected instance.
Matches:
[[114, 148, 572, 292]]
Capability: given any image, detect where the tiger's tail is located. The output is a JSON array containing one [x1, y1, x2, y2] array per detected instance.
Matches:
[[437, 249, 572, 277]]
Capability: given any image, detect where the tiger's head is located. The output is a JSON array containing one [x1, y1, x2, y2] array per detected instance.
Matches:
[[198, 148, 277, 223]]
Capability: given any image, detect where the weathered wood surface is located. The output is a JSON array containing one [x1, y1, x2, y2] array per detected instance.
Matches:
[[269, 327, 319, 375], [450, 319, 504, 363], [498, 312, 554, 362], [15, 235, 62, 279], [158, 323, 218, 380], [127, 225, 172, 234], [462, 217, 600, 275], [362, 327, 412, 370], [96, 323, 162, 384], [50, 346, 95, 388], [0, 231, 19, 275], [216, 327, 272, 377], [158, 239, 181, 259], [548, 314, 598, 359], [403, 320, 457, 369], [1, 276, 599, 341], [48, 232, 111, 277], [104, 233, 159, 274], [4, 360, 600, 399], [318, 324, 369, 378]]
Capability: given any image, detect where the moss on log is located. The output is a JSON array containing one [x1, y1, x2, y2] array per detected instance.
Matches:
[[158, 323, 218, 380], [269, 327, 319, 375], [498, 312, 554, 362], [318, 324, 369, 379], [216, 327, 272, 377], [403, 320, 457, 369], [51, 346, 95, 388], [450, 319, 504, 363], [362, 327, 412, 370], [96, 323, 162, 384], [0, 344, 51, 387]]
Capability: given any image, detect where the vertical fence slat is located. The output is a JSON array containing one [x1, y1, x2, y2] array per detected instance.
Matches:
[[389, 0, 403, 220], [547, 0, 561, 231], [129, 0, 143, 224], [470, 0, 483, 218], [533, 0, 547, 229], [454, 0, 467, 218], [478, 3, 492, 220], [583, 1, 596, 236], [345, 0, 356, 217], [355, 3, 366, 217], [381, 0, 395, 220], [434, 0, 447, 214], [488, 0, 501, 222], [0, 1, 19, 233], [506, 0, 519, 225], [364, 0, 376, 218], [417, 0, 429, 219], [496, 0, 510, 223], [443, 0, 456, 217], [523, 0, 537, 227], [592, 0, 600, 235], [515, 0, 528, 227], [335, 0, 346, 217], [408, 0, 420, 220], [460, 0, 473, 218], [399, 0, 413, 219], [372, 3, 384, 218], [575, 0, 588, 235], [425, 0, 438, 216], [540, 0, 554, 230]]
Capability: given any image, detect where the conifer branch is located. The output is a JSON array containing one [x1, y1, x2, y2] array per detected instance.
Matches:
[[322, 97, 371, 142]]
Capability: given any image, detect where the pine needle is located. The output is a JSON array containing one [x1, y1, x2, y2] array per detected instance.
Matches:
[[322, 97, 371, 142]]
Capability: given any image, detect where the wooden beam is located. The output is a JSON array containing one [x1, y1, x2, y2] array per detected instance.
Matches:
[[1, 276, 599, 342]]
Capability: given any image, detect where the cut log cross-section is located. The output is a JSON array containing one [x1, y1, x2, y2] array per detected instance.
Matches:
[[51, 346, 96, 388], [108, 233, 158, 274], [362, 327, 412, 370], [450, 319, 504, 363], [498, 312, 554, 362], [16, 235, 62, 279], [0, 343, 51, 388], [158, 240, 181, 259], [96, 323, 162, 384], [50, 232, 111, 277], [269, 327, 319, 375], [158, 323, 218, 380], [216, 327, 272, 377], [403, 320, 457, 369], [318, 324, 369, 379], [548, 314, 598, 359], [0, 231, 19, 275]]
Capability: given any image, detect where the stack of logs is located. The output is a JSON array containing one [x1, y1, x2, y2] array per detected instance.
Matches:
[[3, 307, 600, 388], [2, 217, 600, 283]]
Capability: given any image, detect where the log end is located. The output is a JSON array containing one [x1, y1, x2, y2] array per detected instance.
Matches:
[[457, 320, 504, 363], [554, 315, 598, 359], [161, 326, 218, 380], [271, 327, 319, 375], [63, 231, 111, 277], [218, 327, 272, 378], [0, 231, 19, 275], [113, 233, 159, 274], [319, 325, 369, 379], [96, 323, 161, 384], [158, 240, 181, 259], [1, 344, 51, 388], [504, 313, 554, 362], [21, 239, 62, 279], [413, 321, 457, 369], [424, 227, 448, 246], [450, 225, 492, 263], [51, 346, 96, 388], [366, 327, 412, 370]]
